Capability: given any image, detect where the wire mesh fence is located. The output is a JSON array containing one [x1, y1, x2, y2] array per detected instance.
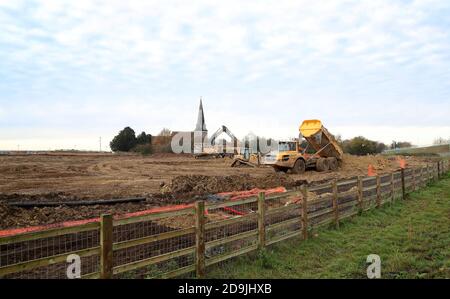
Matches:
[[112, 209, 196, 278], [0, 224, 100, 279], [265, 191, 302, 243]]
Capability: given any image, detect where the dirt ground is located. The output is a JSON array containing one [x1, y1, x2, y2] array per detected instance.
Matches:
[[0, 152, 431, 229]]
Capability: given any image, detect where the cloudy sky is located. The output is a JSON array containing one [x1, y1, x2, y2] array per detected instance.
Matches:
[[0, 0, 449, 150]]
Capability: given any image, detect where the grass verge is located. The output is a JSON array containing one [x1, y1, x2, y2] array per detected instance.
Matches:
[[207, 173, 450, 279]]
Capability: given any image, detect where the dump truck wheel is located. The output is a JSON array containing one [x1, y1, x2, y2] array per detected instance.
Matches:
[[316, 158, 329, 172], [292, 159, 306, 174], [327, 157, 338, 171]]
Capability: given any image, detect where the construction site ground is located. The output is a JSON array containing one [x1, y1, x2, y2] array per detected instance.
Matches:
[[0, 152, 431, 229]]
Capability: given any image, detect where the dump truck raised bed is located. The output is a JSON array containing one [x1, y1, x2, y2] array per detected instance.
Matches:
[[261, 119, 343, 174]]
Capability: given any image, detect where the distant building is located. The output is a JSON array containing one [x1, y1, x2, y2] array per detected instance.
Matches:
[[193, 98, 208, 153]]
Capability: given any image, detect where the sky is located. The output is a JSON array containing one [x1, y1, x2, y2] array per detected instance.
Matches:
[[0, 0, 449, 151]]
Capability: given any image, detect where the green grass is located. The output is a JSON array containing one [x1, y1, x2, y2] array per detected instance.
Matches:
[[207, 173, 450, 279]]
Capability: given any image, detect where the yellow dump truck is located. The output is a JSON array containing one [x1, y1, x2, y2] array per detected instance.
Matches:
[[261, 120, 343, 174]]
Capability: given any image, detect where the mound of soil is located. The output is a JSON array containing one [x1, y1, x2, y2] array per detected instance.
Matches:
[[170, 173, 302, 196], [0, 200, 163, 229], [0, 192, 76, 203]]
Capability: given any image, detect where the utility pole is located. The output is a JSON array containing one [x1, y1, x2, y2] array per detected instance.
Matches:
[[99, 137, 102, 152]]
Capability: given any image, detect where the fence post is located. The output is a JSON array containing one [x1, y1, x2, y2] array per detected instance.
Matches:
[[428, 164, 434, 181], [428, 164, 432, 182], [391, 173, 395, 203], [401, 168, 406, 200], [300, 186, 308, 240], [416, 166, 422, 190], [412, 168, 416, 191], [357, 176, 363, 212], [420, 166, 427, 187], [376, 175, 381, 208], [257, 192, 266, 249], [423, 166, 426, 185], [437, 161, 441, 179], [195, 201, 206, 278], [100, 214, 113, 279], [331, 179, 339, 229], [433, 162, 439, 181]]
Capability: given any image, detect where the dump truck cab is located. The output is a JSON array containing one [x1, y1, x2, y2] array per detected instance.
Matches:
[[261, 120, 342, 174], [261, 141, 298, 164], [261, 140, 306, 173]]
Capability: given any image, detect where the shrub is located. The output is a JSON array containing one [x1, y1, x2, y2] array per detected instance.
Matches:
[[110, 127, 137, 152], [132, 144, 153, 155], [342, 136, 386, 155]]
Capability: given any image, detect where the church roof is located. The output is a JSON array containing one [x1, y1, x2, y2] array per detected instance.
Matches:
[[195, 98, 207, 132]]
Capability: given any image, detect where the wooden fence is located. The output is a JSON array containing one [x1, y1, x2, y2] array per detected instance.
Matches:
[[0, 160, 448, 279]]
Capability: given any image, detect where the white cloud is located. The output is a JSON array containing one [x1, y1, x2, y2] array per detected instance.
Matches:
[[0, 0, 449, 150]]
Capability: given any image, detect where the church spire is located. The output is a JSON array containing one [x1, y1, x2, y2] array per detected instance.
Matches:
[[195, 97, 207, 132]]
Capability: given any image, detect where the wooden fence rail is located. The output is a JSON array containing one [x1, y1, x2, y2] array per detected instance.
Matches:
[[0, 159, 449, 279]]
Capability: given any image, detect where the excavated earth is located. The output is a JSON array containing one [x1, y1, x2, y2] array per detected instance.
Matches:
[[0, 152, 432, 229]]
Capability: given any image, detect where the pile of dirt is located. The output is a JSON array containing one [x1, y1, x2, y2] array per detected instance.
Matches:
[[340, 154, 427, 173], [341, 154, 396, 172], [0, 200, 159, 229], [170, 173, 302, 196], [0, 192, 77, 203]]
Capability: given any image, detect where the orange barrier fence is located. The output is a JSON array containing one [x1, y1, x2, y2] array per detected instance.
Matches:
[[0, 187, 286, 238]]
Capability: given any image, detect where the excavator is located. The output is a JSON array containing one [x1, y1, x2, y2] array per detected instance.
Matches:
[[261, 119, 343, 174], [230, 147, 261, 167], [194, 125, 238, 159]]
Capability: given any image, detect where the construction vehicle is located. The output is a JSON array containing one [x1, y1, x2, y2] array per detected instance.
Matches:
[[194, 125, 238, 159], [261, 119, 343, 173], [231, 147, 260, 167]]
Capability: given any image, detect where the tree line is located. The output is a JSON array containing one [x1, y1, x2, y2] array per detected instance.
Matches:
[[337, 136, 413, 155], [110, 126, 172, 154], [110, 126, 418, 156]]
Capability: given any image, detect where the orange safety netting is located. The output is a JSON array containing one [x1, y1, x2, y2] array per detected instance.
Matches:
[[0, 187, 286, 238], [217, 186, 286, 201]]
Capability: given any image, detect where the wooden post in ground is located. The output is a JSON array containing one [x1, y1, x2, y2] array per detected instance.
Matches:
[[417, 167, 420, 188], [257, 192, 266, 249], [391, 173, 395, 203], [100, 214, 113, 279], [195, 201, 206, 278], [423, 166, 426, 185], [412, 168, 416, 191], [437, 161, 441, 179], [357, 176, 363, 212], [376, 175, 381, 207], [422, 166, 425, 185], [428, 164, 432, 182], [300, 186, 308, 240], [428, 164, 434, 181], [401, 168, 406, 200], [332, 179, 339, 229]]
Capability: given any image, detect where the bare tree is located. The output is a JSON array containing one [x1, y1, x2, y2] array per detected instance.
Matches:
[[158, 128, 172, 136], [433, 137, 449, 145]]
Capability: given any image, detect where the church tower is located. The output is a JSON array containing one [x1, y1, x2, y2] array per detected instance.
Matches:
[[195, 98, 207, 132], [193, 98, 208, 153]]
